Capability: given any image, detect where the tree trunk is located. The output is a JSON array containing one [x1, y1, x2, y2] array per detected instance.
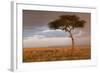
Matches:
[[69, 31, 74, 56]]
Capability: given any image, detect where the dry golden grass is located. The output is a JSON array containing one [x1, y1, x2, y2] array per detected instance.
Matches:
[[23, 46, 91, 62]]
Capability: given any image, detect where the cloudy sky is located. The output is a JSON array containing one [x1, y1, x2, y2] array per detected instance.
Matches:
[[23, 10, 91, 48]]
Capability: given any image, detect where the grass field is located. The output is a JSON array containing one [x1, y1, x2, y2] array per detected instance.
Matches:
[[23, 46, 91, 62]]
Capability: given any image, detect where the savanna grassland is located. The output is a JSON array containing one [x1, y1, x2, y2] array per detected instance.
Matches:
[[23, 46, 91, 62]]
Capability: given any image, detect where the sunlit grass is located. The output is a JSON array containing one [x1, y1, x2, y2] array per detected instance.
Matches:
[[23, 46, 91, 62]]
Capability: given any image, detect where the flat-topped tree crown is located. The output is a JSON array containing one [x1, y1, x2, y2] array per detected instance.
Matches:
[[48, 15, 86, 32]]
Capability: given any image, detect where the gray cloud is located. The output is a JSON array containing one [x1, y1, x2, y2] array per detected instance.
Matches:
[[23, 10, 91, 41]]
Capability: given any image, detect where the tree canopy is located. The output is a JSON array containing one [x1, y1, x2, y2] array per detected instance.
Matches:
[[48, 15, 86, 32]]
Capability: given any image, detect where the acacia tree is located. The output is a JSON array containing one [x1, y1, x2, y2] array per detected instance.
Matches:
[[48, 15, 86, 56]]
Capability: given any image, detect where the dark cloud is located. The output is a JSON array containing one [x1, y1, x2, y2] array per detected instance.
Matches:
[[23, 10, 91, 38]]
